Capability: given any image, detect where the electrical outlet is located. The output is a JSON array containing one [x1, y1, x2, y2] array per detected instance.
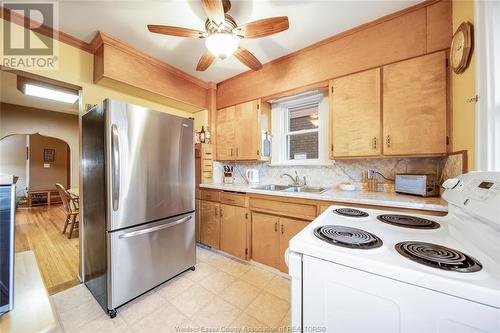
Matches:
[[368, 169, 376, 179]]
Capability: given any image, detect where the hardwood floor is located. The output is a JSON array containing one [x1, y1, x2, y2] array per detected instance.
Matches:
[[15, 204, 80, 295]]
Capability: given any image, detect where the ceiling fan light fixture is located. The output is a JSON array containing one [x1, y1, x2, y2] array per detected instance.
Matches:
[[205, 32, 238, 59]]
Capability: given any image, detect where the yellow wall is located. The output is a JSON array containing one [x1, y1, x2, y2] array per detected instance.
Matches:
[[452, 0, 477, 170], [193, 110, 208, 132]]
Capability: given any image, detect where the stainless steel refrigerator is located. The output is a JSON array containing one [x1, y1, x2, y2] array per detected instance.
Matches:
[[82, 99, 195, 318]]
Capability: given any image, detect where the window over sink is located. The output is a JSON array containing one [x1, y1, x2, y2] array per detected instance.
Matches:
[[271, 90, 330, 166]]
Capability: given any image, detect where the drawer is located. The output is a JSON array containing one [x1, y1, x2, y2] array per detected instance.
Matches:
[[249, 197, 316, 221], [202, 164, 213, 172], [109, 213, 195, 308], [201, 189, 220, 202], [201, 145, 213, 158], [201, 177, 213, 184], [220, 192, 246, 207]]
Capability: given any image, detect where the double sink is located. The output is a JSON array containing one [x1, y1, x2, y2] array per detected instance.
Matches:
[[253, 184, 328, 194]]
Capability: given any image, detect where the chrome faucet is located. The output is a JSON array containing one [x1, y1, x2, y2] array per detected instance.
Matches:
[[281, 171, 305, 186]]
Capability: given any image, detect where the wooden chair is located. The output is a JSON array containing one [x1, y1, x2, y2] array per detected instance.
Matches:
[[55, 183, 79, 239]]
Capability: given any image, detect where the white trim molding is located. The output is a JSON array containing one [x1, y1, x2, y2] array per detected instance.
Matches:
[[474, 0, 500, 171], [270, 91, 332, 166]]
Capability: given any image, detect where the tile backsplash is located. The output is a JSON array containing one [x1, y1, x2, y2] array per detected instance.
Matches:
[[213, 157, 448, 192]]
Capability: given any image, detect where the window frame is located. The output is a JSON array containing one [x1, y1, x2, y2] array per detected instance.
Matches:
[[475, 0, 500, 171], [285, 102, 320, 161], [271, 91, 331, 166]]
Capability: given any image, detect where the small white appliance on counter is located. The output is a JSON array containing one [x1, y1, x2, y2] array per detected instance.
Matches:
[[289, 171, 500, 333], [245, 169, 260, 184], [395, 173, 439, 197]]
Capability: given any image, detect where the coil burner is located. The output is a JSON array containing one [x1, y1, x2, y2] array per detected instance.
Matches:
[[314, 225, 383, 249], [377, 214, 440, 229], [334, 208, 369, 218], [395, 241, 482, 272]]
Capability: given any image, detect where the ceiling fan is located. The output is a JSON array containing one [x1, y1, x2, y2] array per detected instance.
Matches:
[[147, 0, 289, 71]]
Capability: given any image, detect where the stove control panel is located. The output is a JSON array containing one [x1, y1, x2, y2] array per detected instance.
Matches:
[[463, 179, 500, 202], [443, 172, 500, 224]]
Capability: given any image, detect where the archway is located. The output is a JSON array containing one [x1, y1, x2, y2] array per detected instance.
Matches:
[[0, 133, 71, 204]]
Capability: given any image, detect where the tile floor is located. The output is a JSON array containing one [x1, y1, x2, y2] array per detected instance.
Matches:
[[51, 245, 291, 333]]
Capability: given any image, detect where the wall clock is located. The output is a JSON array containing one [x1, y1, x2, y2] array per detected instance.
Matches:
[[450, 22, 473, 74]]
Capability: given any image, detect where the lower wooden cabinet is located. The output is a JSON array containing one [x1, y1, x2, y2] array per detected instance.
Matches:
[[195, 199, 201, 242], [278, 217, 309, 272], [251, 213, 281, 268], [251, 212, 309, 272], [200, 200, 220, 249], [220, 204, 248, 260]]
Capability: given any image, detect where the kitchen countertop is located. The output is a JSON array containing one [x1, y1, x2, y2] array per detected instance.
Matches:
[[199, 183, 448, 213], [0, 251, 58, 333]]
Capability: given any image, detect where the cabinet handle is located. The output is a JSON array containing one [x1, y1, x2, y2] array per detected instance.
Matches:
[[274, 222, 278, 232], [215, 207, 218, 216], [236, 148, 239, 156], [386, 135, 391, 148], [220, 208, 223, 217], [280, 224, 284, 234], [372, 137, 377, 150], [230, 148, 233, 156]]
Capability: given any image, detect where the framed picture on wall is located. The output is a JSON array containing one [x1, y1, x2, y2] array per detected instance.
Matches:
[[44, 149, 55, 163]]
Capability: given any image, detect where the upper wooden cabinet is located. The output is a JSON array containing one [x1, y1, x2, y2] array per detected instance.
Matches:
[[329, 68, 381, 158], [216, 106, 236, 161], [328, 52, 448, 158], [382, 52, 447, 155], [216, 99, 271, 161]]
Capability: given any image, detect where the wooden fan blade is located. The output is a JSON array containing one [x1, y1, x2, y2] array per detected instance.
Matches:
[[201, 0, 225, 26], [234, 47, 263, 71], [148, 25, 206, 38], [235, 17, 289, 39], [196, 51, 215, 71]]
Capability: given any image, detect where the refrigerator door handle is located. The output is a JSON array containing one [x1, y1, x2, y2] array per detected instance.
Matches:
[[118, 216, 192, 239], [111, 124, 120, 211]]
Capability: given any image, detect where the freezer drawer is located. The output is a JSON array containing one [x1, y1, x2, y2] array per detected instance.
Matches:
[[108, 212, 195, 309]]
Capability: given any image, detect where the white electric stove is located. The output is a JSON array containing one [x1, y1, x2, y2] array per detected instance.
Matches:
[[289, 171, 500, 333]]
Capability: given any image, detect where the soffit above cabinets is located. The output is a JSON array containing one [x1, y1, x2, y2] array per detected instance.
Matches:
[[58, 0, 423, 83]]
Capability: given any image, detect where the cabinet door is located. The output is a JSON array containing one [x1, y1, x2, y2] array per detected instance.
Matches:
[[278, 217, 309, 272], [200, 201, 220, 249], [235, 100, 259, 160], [216, 106, 236, 160], [383, 52, 447, 155], [251, 212, 280, 269], [330, 69, 381, 157], [195, 199, 201, 242], [220, 204, 247, 260]]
